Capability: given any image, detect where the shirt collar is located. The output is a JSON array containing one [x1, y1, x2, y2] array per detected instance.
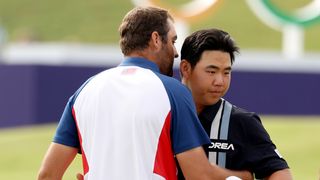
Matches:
[[199, 99, 223, 122], [119, 57, 160, 73]]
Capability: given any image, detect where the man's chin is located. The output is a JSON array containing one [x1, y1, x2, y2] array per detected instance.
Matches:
[[206, 99, 220, 105]]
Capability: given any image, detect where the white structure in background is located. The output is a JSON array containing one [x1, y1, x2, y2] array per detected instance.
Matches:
[[246, 0, 320, 60], [1, 43, 123, 66], [2, 42, 320, 73]]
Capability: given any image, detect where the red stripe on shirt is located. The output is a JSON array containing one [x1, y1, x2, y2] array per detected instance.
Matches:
[[72, 107, 89, 175], [153, 111, 177, 179]]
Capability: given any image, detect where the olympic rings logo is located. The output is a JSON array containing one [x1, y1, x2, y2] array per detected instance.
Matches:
[[245, 0, 320, 59], [131, 0, 320, 59], [132, 0, 320, 27], [131, 0, 223, 22], [246, 0, 320, 29]]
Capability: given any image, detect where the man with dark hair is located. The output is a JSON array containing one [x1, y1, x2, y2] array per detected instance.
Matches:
[[38, 7, 252, 180], [180, 28, 292, 179]]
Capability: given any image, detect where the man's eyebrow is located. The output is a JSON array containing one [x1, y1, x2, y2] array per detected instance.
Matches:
[[205, 65, 232, 70]]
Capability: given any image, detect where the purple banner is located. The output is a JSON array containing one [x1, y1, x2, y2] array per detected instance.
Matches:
[[0, 65, 319, 128]]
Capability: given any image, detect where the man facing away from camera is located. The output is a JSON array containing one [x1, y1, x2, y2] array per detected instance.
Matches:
[[37, 6, 253, 180], [179, 28, 293, 180]]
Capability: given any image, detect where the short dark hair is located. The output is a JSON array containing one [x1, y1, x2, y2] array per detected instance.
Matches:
[[181, 28, 239, 68], [119, 6, 173, 55]]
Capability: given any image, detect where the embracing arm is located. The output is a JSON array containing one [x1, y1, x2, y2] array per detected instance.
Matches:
[[38, 142, 78, 180], [214, 165, 253, 180], [176, 147, 253, 180]]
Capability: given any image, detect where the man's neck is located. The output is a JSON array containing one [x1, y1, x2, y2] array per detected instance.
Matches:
[[128, 51, 157, 66], [196, 99, 222, 115], [196, 104, 205, 115]]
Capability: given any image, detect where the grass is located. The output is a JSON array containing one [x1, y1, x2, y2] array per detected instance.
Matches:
[[261, 116, 320, 180], [0, 0, 319, 50], [0, 124, 82, 179], [0, 116, 319, 179]]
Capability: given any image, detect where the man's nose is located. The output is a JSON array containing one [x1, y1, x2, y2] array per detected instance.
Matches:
[[213, 74, 224, 85]]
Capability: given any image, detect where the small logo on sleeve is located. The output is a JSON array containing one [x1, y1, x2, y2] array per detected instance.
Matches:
[[274, 149, 283, 158]]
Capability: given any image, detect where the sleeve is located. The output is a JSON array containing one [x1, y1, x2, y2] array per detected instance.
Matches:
[[53, 95, 80, 150], [165, 79, 211, 154], [241, 113, 289, 179]]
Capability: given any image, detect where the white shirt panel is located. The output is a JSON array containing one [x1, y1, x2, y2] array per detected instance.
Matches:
[[73, 66, 171, 179]]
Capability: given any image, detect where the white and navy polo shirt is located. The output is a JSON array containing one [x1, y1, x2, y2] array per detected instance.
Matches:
[[53, 57, 210, 180]]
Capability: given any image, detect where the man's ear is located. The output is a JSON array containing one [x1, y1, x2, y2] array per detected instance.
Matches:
[[150, 31, 161, 50], [180, 59, 192, 79]]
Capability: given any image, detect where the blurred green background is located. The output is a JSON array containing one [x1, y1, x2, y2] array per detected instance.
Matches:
[[0, 0, 319, 50], [0, 0, 319, 179]]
